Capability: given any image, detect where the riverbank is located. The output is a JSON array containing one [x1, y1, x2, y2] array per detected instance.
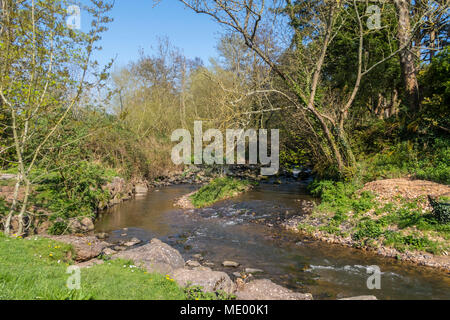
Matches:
[[281, 178, 450, 271], [0, 233, 188, 300], [0, 164, 253, 236], [0, 231, 321, 300]]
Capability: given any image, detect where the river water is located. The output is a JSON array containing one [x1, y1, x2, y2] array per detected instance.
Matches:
[[95, 183, 450, 300]]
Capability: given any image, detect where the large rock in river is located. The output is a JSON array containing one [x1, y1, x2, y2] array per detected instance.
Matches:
[[170, 267, 236, 294], [235, 279, 313, 300], [114, 238, 184, 274]]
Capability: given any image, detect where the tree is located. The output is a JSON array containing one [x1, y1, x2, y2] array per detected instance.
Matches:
[[394, 0, 420, 112], [0, 0, 113, 235]]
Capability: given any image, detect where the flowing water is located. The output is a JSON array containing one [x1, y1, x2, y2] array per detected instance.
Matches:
[[95, 183, 450, 300]]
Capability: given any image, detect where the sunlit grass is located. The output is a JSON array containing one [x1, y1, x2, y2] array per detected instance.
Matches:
[[0, 233, 187, 300]]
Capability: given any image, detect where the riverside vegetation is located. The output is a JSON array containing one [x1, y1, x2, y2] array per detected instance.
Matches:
[[298, 180, 449, 255], [0, 0, 449, 299], [190, 177, 253, 208], [0, 233, 235, 300]]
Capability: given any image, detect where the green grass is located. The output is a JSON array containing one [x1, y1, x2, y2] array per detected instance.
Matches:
[[308, 180, 376, 217], [357, 138, 450, 185], [190, 177, 252, 208], [0, 233, 221, 300]]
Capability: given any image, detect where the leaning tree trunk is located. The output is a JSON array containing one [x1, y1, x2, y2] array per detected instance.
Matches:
[[394, 0, 420, 113]]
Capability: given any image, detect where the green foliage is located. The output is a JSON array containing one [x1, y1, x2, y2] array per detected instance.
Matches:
[[184, 285, 235, 300], [415, 47, 450, 134], [309, 180, 376, 216], [32, 162, 111, 219], [47, 221, 70, 236], [352, 219, 384, 241], [190, 177, 252, 208], [358, 138, 450, 184], [279, 141, 309, 168], [0, 197, 7, 217], [415, 139, 450, 184], [429, 196, 450, 224], [0, 234, 189, 300], [383, 231, 441, 254], [306, 179, 448, 254]]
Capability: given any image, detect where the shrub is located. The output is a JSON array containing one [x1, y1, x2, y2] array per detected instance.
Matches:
[[352, 219, 384, 241], [32, 162, 111, 219], [428, 196, 450, 224]]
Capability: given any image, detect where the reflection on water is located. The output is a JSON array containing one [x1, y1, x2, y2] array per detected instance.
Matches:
[[95, 184, 450, 300]]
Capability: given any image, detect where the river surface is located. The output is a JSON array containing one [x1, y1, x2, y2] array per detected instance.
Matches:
[[95, 183, 450, 300]]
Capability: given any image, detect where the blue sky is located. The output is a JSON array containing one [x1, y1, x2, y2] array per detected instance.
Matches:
[[80, 0, 223, 69]]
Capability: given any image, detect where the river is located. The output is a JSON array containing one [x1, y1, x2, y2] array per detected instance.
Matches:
[[95, 183, 450, 299]]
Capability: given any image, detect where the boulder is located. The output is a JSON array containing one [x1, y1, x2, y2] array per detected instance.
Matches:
[[114, 238, 184, 274], [80, 217, 95, 231], [186, 260, 201, 267], [44, 235, 109, 262], [96, 232, 108, 240], [235, 279, 313, 300], [192, 254, 204, 261], [171, 267, 236, 294], [123, 237, 141, 247], [134, 184, 148, 195], [67, 217, 94, 233], [76, 258, 105, 268], [102, 247, 117, 255]]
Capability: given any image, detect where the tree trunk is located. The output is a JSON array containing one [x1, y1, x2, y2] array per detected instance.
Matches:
[[394, 0, 419, 113]]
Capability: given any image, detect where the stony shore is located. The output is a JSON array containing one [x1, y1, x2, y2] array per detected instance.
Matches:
[[282, 215, 450, 271], [280, 178, 450, 272], [41, 234, 327, 300]]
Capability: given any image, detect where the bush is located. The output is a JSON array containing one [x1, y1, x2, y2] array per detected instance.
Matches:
[[32, 162, 111, 219], [429, 196, 450, 224], [352, 219, 384, 241]]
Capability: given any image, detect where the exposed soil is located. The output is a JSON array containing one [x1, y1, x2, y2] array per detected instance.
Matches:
[[361, 178, 450, 202]]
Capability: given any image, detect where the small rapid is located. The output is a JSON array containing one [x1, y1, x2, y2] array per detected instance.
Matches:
[[95, 183, 450, 300]]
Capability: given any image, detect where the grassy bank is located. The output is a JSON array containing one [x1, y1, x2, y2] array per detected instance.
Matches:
[[189, 177, 253, 208], [296, 180, 450, 258], [0, 233, 230, 300]]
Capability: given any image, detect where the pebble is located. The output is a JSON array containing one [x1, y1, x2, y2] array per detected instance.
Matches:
[[103, 248, 116, 255], [193, 253, 204, 261], [222, 260, 240, 267], [186, 260, 201, 267]]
